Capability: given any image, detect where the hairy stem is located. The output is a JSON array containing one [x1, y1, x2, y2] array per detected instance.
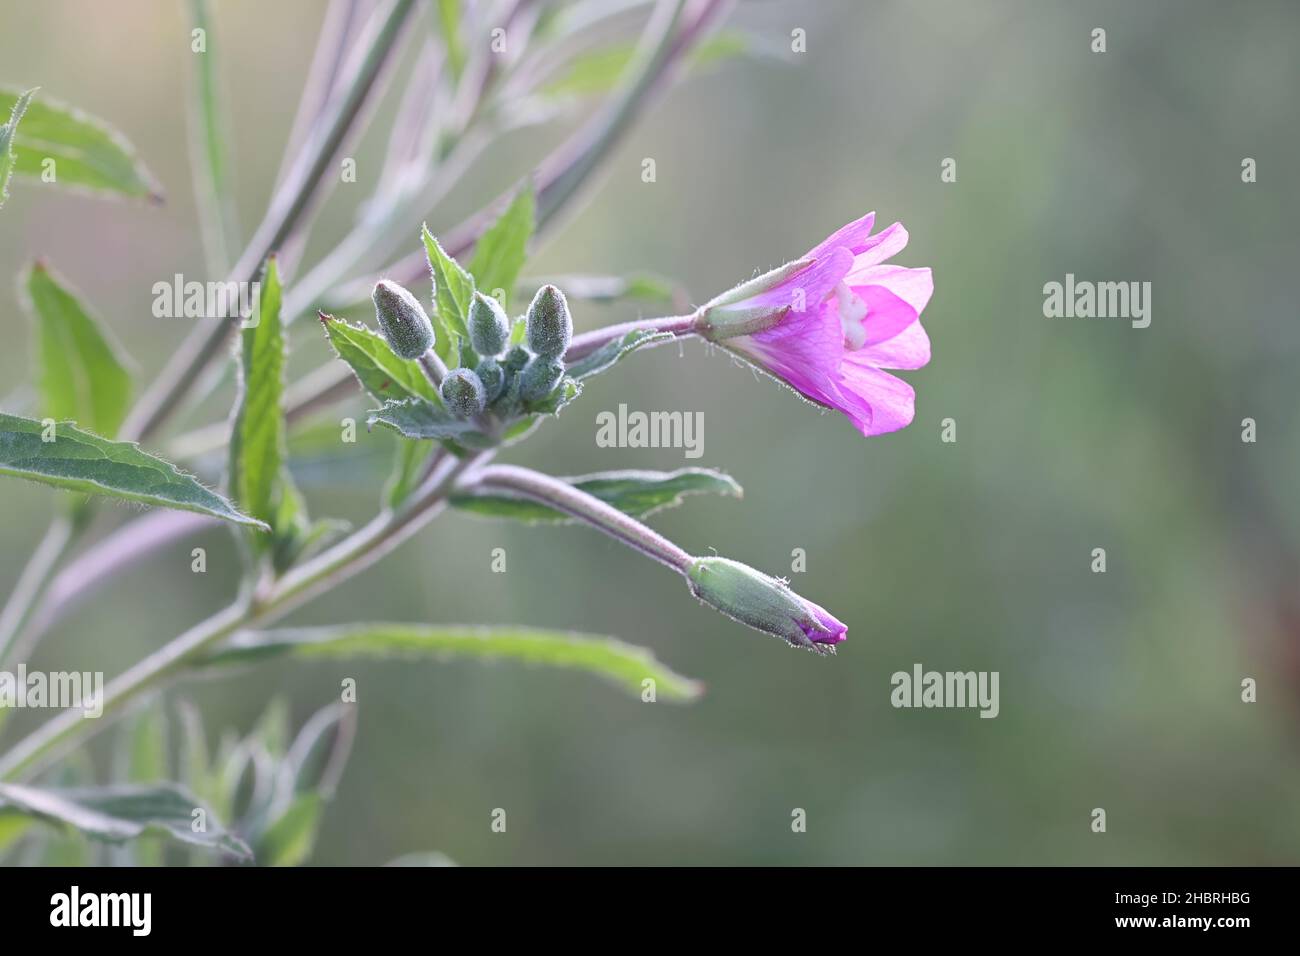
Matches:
[[121, 0, 417, 445], [0, 448, 485, 782], [0, 517, 74, 666], [467, 463, 693, 573]]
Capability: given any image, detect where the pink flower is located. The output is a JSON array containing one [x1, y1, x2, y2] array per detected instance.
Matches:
[[696, 213, 933, 436]]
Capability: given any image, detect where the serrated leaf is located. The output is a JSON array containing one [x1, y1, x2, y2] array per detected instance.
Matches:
[[566, 329, 673, 381], [0, 87, 162, 201], [321, 313, 437, 404], [368, 397, 493, 447], [468, 184, 534, 310], [451, 467, 741, 524], [422, 226, 475, 364], [24, 260, 133, 438], [229, 258, 301, 553], [0, 88, 35, 210], [0, 782, 251, 861], [198, 624, 703, 702], [0, 412, 266, 527]]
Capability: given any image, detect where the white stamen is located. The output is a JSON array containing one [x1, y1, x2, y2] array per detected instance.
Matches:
[[835, 281, 868, 350]]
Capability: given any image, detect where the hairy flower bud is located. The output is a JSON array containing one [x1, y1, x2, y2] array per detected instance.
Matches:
[[686, 556, 846, 653], [475, 358, 506, 403], [468, 291, 510, 357], [440, 367, 486, 419], [502, 344, 530, 374], [525, 284, 572, 358], [518, 354, 565, 402], [372, 279, 435, 359]]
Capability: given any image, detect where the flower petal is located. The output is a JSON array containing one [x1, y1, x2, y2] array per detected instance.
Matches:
[[846, 222, 909, 274], [858, 318, 930, 370], [803, 211, 877, 259], [850, 264, 933, 314], [837, 360, 916, 436]]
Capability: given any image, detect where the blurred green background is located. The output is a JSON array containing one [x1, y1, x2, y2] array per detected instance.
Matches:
[[2, 0, 1299, 864]]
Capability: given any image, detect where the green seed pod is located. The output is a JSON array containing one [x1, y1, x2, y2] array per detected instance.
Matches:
[[502, 344, 530, 374], [475, 358, 506, 403], [468, 291, 510, 357], [372, 279, 435, 359], [525, 284, 572, 358], [440, 368, 486, 419], [519, 354, 565, 402]]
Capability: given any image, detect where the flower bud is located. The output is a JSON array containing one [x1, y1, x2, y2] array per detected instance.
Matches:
[[475, 358, 506, 403], [372, 279, 435, 359], [525, 284, 572, 358], [502, 344, 530, 374], [518, 355, 565, 402], [440, 367, 486, 419], [468, 291, 510, 357], [686, 556, 846, 653]]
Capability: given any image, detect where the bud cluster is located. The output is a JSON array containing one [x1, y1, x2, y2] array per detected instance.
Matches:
[[371, 280, 575, 422]]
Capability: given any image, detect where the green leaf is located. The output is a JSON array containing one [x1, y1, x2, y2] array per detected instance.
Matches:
[[0, 411, 266, 528], [452, 467, 742, 524], [0, 782, 251, 861], [422, 226, 475, 364], [199, 624, 704, 702], [24, 260, 133, 438], [542, 33, 759, 99], [521, 376, 582, 415], [187, 0, 239, 272], [435, 0, 466, 80], [0, 812, 33, 859], [468, 184, 534, 310], [519, 272, 677, 305], [228, 258, 302, 554], [384, 436, 433, 508], [113, 705, 170, 866], [115, 706, 169, 785], [257, 793, 322, 867], [0, 86, 162, 201], [367, 397, 493, 447], [321, 313, 437, 405], [0, 88, 35, 210], [566, 328, 673, 380]]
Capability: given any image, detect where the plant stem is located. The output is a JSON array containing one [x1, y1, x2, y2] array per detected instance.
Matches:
[[566, 312, 699, 361], [121, 0, 417, 445], [467, 464, 693, 573], [0, 449, 485, 783], [419, 351, 448, 390], [372, 0, 718, 289], [0, 517, 74, 666]]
